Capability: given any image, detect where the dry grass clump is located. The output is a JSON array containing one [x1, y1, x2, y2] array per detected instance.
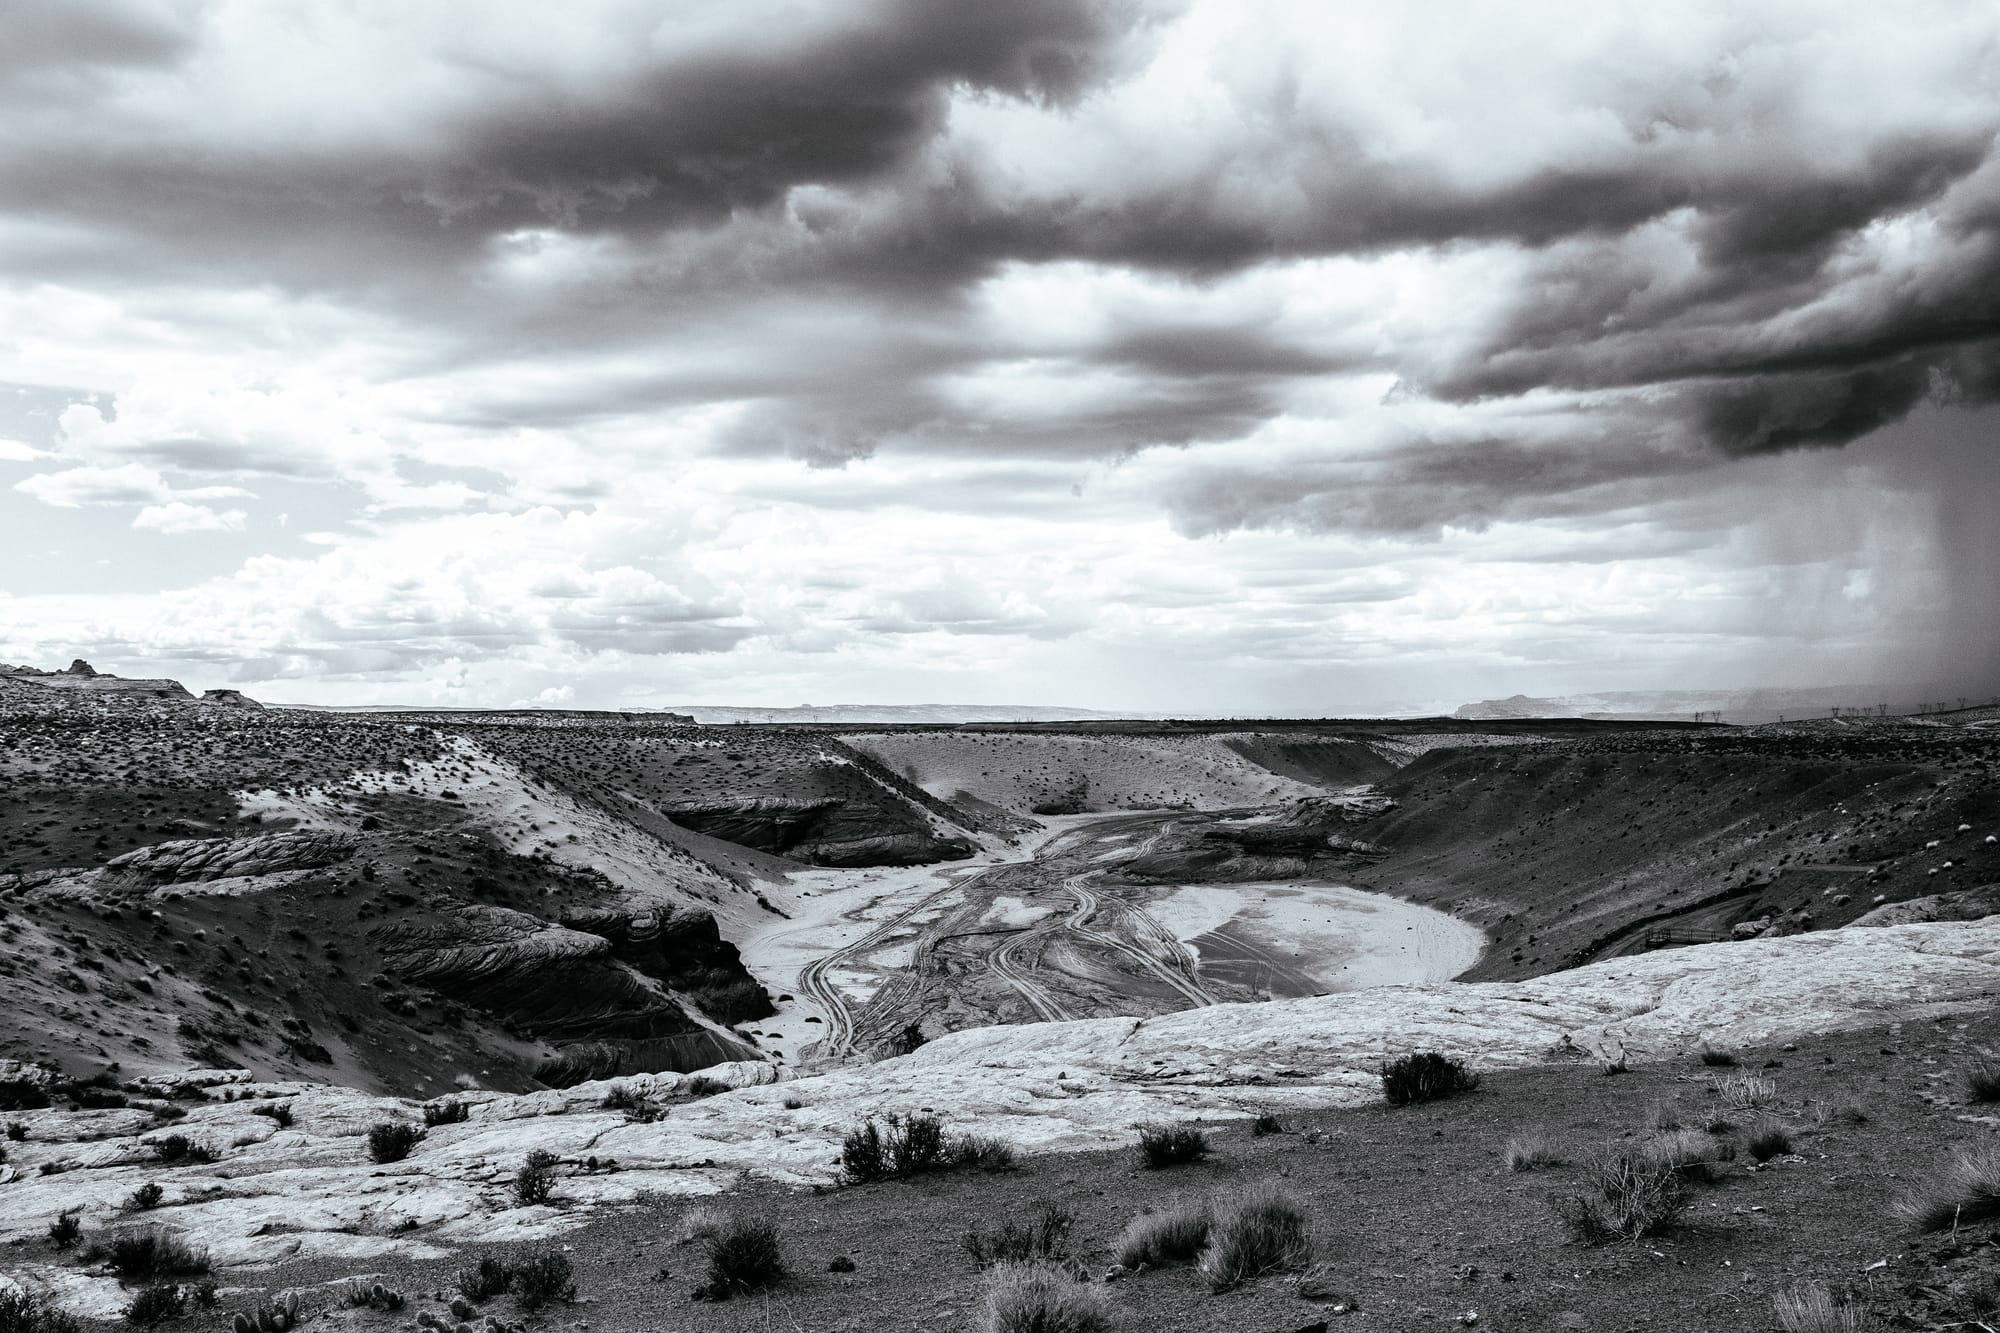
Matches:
[[977, 1262, 1117, 1333], [670, 1204, 729, 1246], [1641, 1128, 1729, 1184], [1197, 1181, 1313, 1292], [1502, 1130, 1565, 1173], [1774, 1282, 1871, 1332], [1134, 1121, 1210, 1168], [964, 1203, 1074, 1270], [1643, 1100, 1684, 1134], [1698, 1043, 1738, 1067], [1963, 1058, 2000, 1104], [1553, 1145, 1690, 1244], [698, 1216, 786, 1299], [1712, 1072, 1778, 1110], [1747, 1117, 1796, 1163], [1113, 1196, 1213, 1268], [1895, 1140, 2000, 1232]]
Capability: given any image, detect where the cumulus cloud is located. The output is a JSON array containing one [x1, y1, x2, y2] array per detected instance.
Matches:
[[131, 500, 246, 534]]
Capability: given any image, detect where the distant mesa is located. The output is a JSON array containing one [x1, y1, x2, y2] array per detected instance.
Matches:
[[0, 657, 257, 705]]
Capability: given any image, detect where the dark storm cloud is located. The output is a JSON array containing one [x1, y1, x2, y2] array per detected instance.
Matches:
[[0, 0, 195, 92]]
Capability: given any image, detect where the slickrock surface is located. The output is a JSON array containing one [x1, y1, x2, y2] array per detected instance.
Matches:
[[4, 918, 1998, 1316]]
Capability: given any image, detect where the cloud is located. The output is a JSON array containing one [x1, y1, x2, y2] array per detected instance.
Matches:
[[1, 2, 1997, 704], [131, 500, 246, 534]]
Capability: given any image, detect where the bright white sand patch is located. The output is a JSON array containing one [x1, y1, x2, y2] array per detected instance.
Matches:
[[983, 896, 1053, 929], [1149, 881, 1483, 991]]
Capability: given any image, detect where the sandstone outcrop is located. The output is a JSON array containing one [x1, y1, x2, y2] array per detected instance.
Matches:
[[102, 831, 357, 887], [665, 795, 975, 866]]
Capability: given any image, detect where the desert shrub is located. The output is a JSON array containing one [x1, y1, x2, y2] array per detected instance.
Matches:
[[1197, 1181, 1313, 1292], [680, 1075, 728, 1099], [148, 1136, 215, 1165], [456, 1256, 512, 1302], [1712, 1072, 1777, 1110], [250, 1103, 292, 1128], [1774, 1282, 1869, 1333], [1554, 1147, 1689, 1244], [1113, 1197, 1212, 1268], [106, 1227, 210, 1281], [120, 1284, 185, 1327], [1748, 1118, 1795, 1163], [1379, 1052, 1480, 1106], [840, 1112, 985, 1182], [951, 1134, 1019, 1173], [422, 1098, 470, 1127], [1250, 1112, 1287, 1136], [1642, 1129, 1727, 1185], [1965, 1059, 2000, 1104], [964, 1203, 1074, 1270], [0, 1080, 51, 1111], [977, 1262, 1116, 1333], [1806, 1099, 1870, 1129], [507, 1253, 576, 1310], [128, 1182, 165, 1210], [699, 1216, 785, 1299], [1135, 1121, 1210, 1168], [1698, 1043, 1738, 1067], [514, 1149, 559, 1206], [1503, 1130, 1565, 1173], [0, 1289, 80, 1333], [71, 1087, 129, 1111], [5, 1120, 26, 1140], [888, 1112, 949, 1173], [48, 1209, 82, 1247], [1897, 1140, 2000, 1232], [366, 1121, 424, 1163]]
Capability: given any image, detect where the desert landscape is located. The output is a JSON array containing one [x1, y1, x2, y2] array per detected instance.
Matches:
[[9, 5, 2000, 1331], [1, 662, 1997, 1331]]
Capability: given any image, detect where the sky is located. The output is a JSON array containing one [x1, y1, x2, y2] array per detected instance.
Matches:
[[1, 0, 1996, 713]]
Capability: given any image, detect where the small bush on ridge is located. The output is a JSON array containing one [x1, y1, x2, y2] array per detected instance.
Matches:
[[1379, 1052, 1480, 1106], [1135, 1122, 1210, 1169], [128, 1182, 165, 1211], [513, 1149, 559, 1206], [422, 1099, 470, 1127], [366, 1121, 424, 1163]]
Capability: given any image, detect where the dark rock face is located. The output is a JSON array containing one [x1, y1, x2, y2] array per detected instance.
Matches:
[[65, 659, 98, 677], [103, 830, 357, 885], [667, 796, 974, 866], [563, 905, 774, 1024], [371, 905, 758, 1085]]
